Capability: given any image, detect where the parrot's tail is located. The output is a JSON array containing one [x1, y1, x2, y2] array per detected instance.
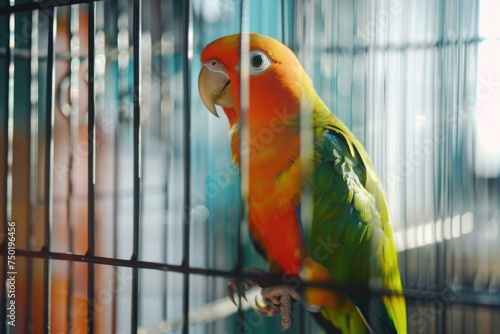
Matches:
[[317, 305, 369, 334], [329, 291, 407, 334]]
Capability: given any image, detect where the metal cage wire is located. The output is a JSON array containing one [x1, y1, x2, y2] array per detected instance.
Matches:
[[1, 0, 500, 333]]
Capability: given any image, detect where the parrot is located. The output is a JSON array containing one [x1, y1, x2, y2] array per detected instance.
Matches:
[[198, 33, 406, 334]]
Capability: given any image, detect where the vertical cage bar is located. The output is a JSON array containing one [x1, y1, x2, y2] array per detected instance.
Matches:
[[2, 2, 15, 333], [181, 0, 192, 331], [131, 0, 142, 332], [159, 0, 169, 324], [236, 0, 250, 328], [181, 0, 192, 333], [43, 6, 57, 334], [113, 0, 130, 331], [280, 0, 286, 43], [27, 8, 39, 333], [67, 5, 80, 332], [456, 2, 466, 331], [159, 2, 175, 327], [437, 0, 447, 332], [87, 1, 96, 333], [238, 0, 250, 203]]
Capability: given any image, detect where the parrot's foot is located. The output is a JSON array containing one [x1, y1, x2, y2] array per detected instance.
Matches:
[[256, 284, 322, 332], [226, 269, 321, 332]]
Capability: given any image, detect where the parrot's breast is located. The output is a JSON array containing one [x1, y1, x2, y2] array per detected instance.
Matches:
[[243, 124, 314, 275]]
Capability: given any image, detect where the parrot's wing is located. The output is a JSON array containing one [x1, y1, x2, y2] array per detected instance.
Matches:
[[309, 124, 406, 334]]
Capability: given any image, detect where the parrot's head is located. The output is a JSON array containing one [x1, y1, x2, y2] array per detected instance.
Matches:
[[198, 33, 309, 133]]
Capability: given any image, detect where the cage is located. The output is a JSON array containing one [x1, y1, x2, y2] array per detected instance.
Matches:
[[1, 0, 500, 333]]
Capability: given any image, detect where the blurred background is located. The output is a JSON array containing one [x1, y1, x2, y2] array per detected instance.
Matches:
[[1, 0, 499, 333]]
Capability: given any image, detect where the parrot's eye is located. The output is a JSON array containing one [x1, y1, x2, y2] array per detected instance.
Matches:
[[251, 55, 263, 67], [249, 50, 272, 75]]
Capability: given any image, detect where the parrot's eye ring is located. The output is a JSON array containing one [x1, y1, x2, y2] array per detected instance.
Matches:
[[249, 50, 272, 75]]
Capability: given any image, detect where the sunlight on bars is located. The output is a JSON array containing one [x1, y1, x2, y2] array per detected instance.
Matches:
[[474, 0, 500, 178], [474, 40, 500, 178], [480, 0, 500, 37], [394, 212, 474, 251]]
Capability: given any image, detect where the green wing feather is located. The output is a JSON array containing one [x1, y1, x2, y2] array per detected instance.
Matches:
[[308, 106, 407, 333]]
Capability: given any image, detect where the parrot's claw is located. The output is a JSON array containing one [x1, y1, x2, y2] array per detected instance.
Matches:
[[254, 295, 280, 316], [227, 279, 253, 306], [258, 284, 321, 332]]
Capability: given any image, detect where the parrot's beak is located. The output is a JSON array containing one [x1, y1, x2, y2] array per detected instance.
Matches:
[[198, 62, 234, 117]]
